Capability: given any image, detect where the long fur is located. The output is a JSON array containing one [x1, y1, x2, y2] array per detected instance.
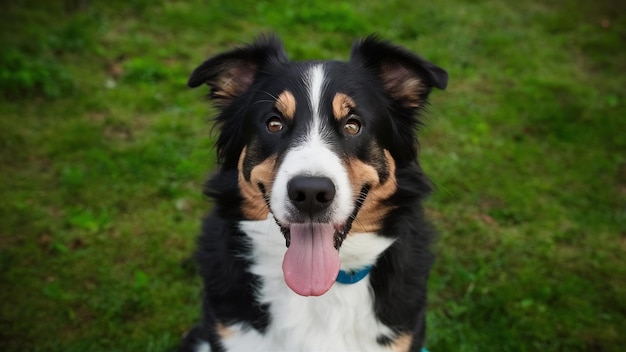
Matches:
[[181, 35, 447, 352]]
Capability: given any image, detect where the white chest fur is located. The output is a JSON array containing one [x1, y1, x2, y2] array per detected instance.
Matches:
[[217, 216, 397, 352]]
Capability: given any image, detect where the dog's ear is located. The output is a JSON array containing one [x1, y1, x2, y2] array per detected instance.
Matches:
[[350, 36, 447, 108], [188, 35, 288, 108]]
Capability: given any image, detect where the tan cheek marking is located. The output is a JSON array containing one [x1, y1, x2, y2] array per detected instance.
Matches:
[[237, 147, 277, 220], [216, 322, 235, 339], [332, 93, 356, 120], [347, 149, 397, 233], [276, 90, 296, 120], [391, 333, 413, 352]]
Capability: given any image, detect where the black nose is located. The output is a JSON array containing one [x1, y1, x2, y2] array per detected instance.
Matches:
[[287, 176, 336, 216]]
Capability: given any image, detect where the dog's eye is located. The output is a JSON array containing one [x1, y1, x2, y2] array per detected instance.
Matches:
[[266, 116, 284, 133], [343, 117, 361, 135]]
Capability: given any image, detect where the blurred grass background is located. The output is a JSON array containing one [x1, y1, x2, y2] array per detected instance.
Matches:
[[1, 0, 624, 351]]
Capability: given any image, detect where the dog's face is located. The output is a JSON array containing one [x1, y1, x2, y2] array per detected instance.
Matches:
[[189, 36, 447, 296]]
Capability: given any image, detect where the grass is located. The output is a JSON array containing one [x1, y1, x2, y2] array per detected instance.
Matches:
[[1, 0, 624, 350]]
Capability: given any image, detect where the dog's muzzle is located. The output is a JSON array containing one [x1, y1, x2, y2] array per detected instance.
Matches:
[[278, 175, 369, 297]]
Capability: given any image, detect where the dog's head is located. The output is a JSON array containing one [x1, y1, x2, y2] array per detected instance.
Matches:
[[189, 35, 447, 296]]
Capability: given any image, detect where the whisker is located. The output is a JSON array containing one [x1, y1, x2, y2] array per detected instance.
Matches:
[[251, 99, 276, 106], [248, 89, 279, 101]]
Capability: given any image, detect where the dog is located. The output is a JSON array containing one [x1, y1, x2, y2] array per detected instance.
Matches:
[[180, 35, 447, 352]]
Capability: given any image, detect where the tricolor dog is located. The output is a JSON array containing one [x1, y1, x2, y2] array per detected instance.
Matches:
[[180, 35, 448, 352]]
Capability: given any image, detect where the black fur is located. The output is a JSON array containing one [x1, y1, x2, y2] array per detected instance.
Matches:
[[181, 35, 447, 352]]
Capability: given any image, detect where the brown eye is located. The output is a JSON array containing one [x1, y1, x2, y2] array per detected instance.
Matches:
[[267, 116, 283, 133], [344, 117, 361, 135]]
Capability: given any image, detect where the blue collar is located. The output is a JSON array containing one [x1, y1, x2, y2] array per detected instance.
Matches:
[[335, 265, 373, 284]]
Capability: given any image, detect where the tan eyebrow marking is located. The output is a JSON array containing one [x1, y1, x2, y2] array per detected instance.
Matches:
[[275, 90, 296, 119], [332, 93, 356, 120]]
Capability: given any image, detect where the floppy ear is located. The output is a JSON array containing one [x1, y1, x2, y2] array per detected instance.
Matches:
[[350, 36, 448, 108], [188, 35, 289, 108]]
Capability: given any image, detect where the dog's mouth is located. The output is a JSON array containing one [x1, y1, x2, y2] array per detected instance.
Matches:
[[277, 185, 370, 297]]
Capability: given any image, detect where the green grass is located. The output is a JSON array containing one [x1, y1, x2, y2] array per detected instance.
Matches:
[[1, 0, 624, 350]]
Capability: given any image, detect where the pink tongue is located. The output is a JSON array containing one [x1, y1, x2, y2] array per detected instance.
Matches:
[[282, 223, 340, 297]]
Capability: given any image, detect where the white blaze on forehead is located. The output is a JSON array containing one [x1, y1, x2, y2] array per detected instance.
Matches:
[[305, 65, 328, 143], [270, 65, 354, 226]]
